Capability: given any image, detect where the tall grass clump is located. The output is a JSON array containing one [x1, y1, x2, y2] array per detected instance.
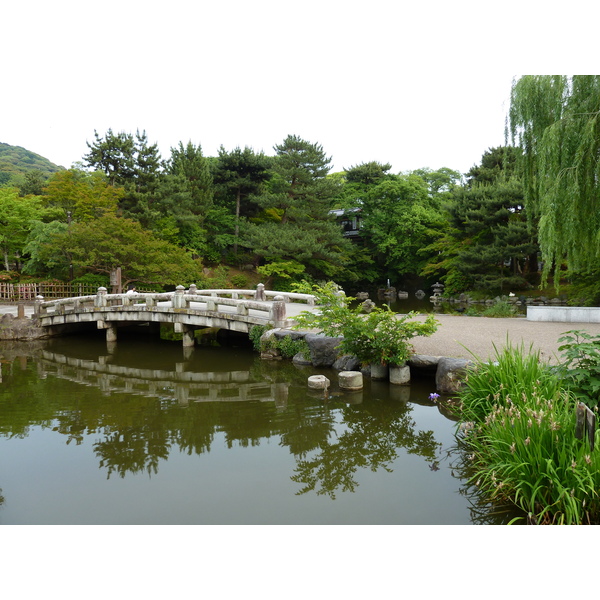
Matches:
[[458, 342, 562, 423], [456, 343, 600, 524]]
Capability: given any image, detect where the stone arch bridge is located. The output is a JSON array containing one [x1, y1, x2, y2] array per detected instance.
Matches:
[[34, 284, 318, 346]]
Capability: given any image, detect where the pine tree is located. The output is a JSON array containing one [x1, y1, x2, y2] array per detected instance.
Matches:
[[422, 147, 538, 294], [83, 129, 163, 225], [212, 146, 271, 253], [242, 135, 350, 280]]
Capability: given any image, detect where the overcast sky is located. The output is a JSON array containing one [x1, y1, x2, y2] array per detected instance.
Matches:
[[2, 1, 595, 176]]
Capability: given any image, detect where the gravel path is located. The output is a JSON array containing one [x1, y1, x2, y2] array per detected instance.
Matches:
[[410, 314, 600, 364]]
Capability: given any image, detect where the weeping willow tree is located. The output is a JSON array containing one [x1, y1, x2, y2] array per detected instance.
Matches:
[[508, 75, 600, 289]]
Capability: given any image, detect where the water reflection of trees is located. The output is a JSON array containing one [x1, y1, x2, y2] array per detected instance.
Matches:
[[291, 399, 441, 499], [1, 345, 441, 496]]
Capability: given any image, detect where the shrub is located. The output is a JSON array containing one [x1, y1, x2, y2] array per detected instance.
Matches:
[[249, 325, 309, 359], [557, 330, 600, 409], [292, 281, 438, 365], [249, 325, 270, 351], [480, 298, 519, 318], [206, 265, 231, 289], [231, 274, 249, 288], [0, 270, 21, 283], [71, 273, 110, 287], [276, 335, 309, 359]]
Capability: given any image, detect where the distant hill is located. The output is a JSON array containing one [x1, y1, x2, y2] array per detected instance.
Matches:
[[0, 142, 64, 186]]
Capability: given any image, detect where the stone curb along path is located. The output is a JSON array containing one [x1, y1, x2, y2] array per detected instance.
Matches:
[[267, 329, 473, 394], [268, 312, 600, 394]]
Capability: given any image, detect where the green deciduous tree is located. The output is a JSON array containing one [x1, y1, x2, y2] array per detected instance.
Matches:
[[509, 75, 600, 284], [410, 167, 462, 197], [32, 213, 201, 287], [43, 168, 123, 222], [0, 188, 47, 271], [23, 221, 70, 279], [360, 174, 446, 280]]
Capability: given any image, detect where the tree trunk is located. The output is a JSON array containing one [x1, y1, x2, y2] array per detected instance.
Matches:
[[234, 188, 241, 254]]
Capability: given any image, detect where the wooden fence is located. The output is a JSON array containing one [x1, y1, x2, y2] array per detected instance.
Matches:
[[0, 283, 99, 302]]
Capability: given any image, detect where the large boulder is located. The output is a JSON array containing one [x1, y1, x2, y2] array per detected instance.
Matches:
[[272, 329, 307, 341], [292, 352, 312, 366], [304, 333, 343, 367], [332, 354, 361, 371], [408, 354, 440, 377], [259, 328, 281, 360], [0, 314, 47, 341], [435, 357, 474, 394]]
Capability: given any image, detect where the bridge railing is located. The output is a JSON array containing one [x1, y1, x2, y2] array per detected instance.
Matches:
[[184, 284, 316, 305], [34, 285, 316, 327]]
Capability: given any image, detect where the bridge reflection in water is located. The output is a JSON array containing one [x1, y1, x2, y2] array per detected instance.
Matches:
[[39, 349, 289, 406]]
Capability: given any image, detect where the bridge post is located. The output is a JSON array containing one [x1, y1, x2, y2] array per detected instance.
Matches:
[[270, 295, 287, 328], [105, 323, 117, 343], [34, 295, 45, 316], [95, 287, 108, 307], [181, 327, 195, 347], [173, 285, 186, 309], [255, 283, 266, 301]]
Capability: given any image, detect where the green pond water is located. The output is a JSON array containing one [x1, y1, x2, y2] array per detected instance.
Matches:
[[0, 329, 514, 525]]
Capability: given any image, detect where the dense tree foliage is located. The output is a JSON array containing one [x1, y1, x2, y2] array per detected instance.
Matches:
[[42, 169, 123, 222], [423, 147, 538, 294], [42, 213, 201, 287], [4, 118, 577, 301], [212, 146, 271, 253], [359, 174, 446, 281], [509, 75, 600, 286], [240, 135, 351, 281], [0, 189, 49, 271], [410, 167, 462, 196]]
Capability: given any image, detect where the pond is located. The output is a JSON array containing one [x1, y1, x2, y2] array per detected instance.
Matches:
[[0, 329, 518, 525]]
